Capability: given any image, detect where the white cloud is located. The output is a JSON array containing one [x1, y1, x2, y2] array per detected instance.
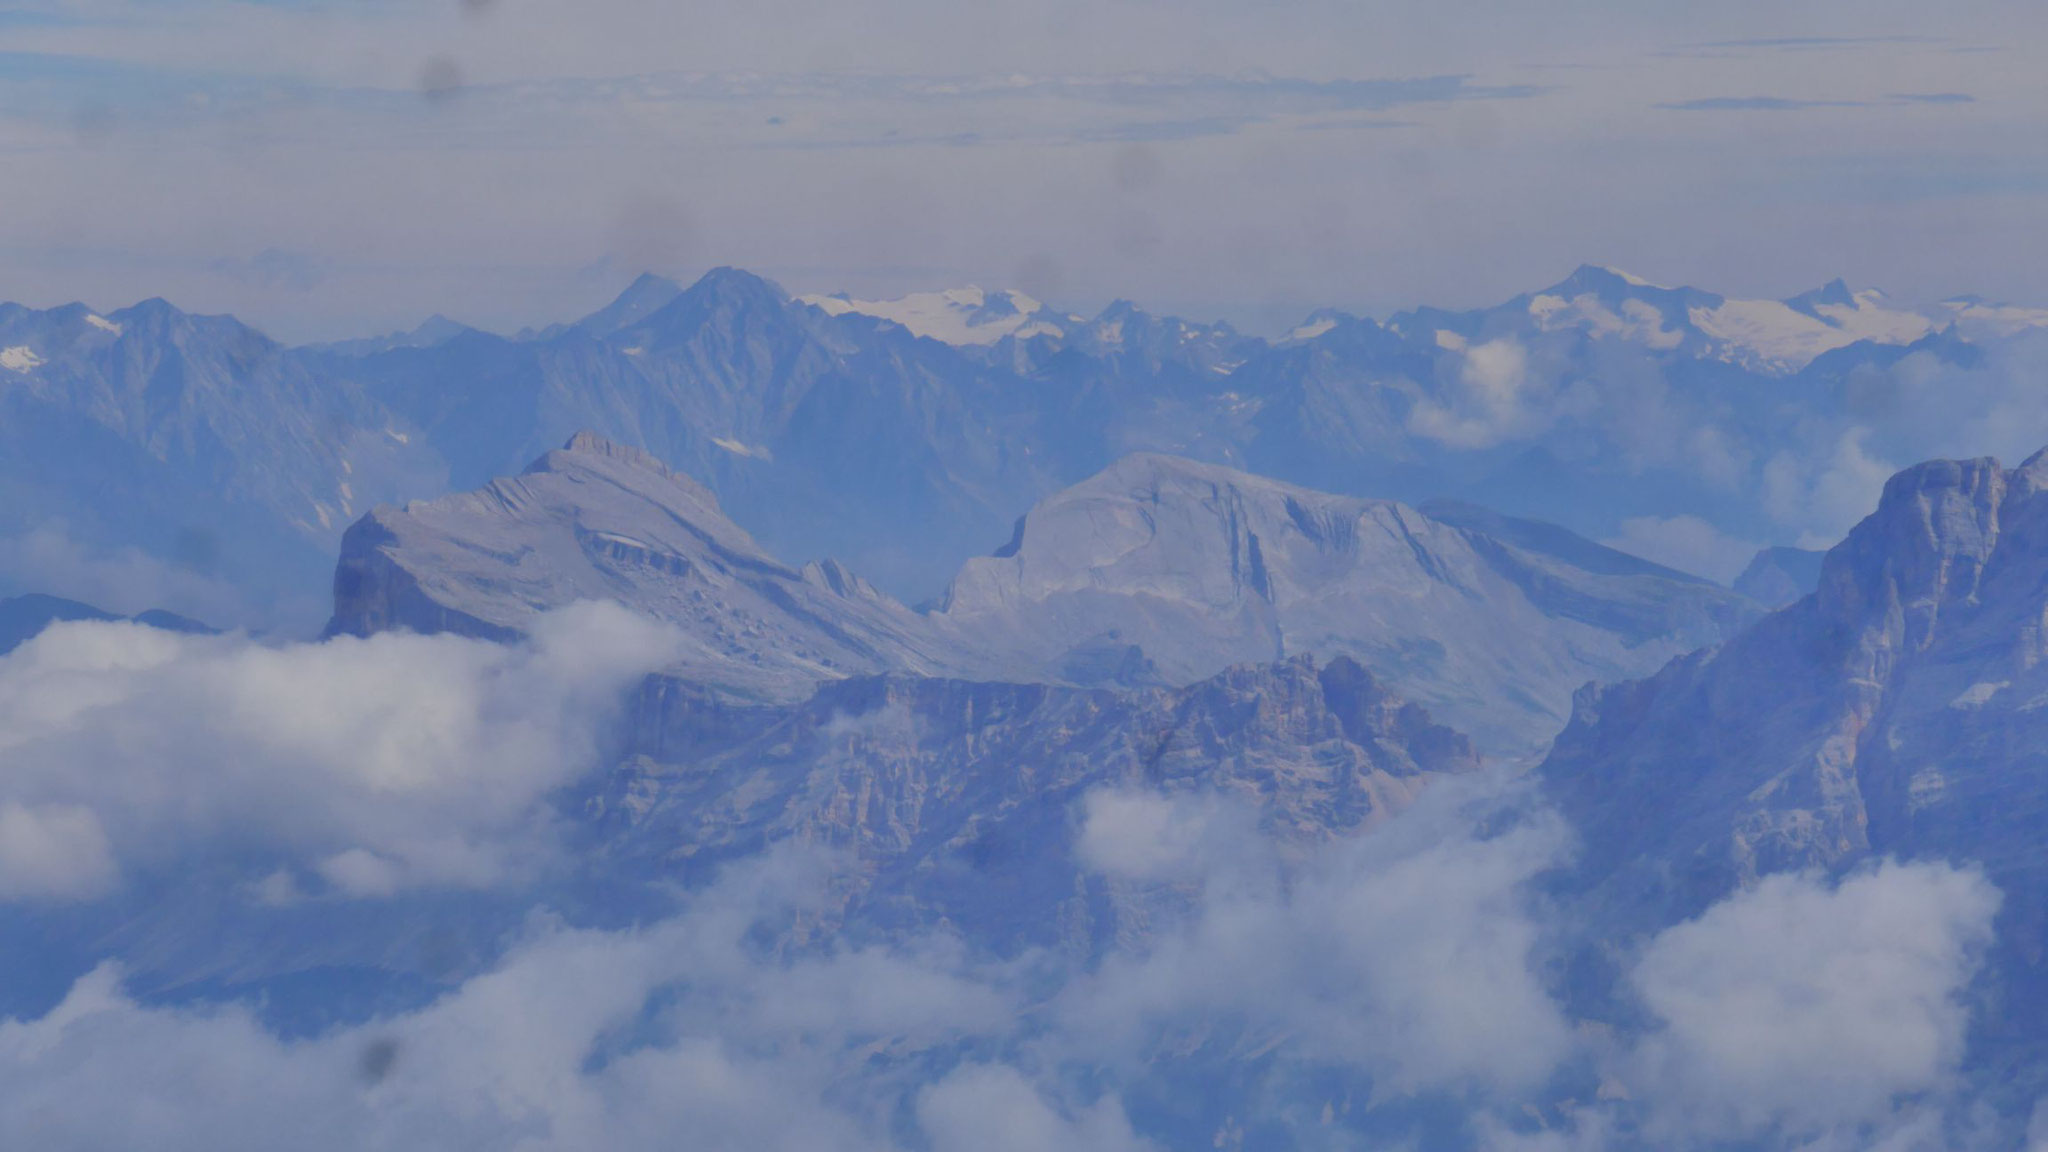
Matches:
[[1625, 861, 2001, 1142], [0, 734, 2025, 1151], [1411, 337, 1545, 449], [0, 803, 117, 901], [1073, 788, 1236, 882], [918, 1065, 1158, 1152], [0, 846, 1018, 1152], [1601, 514, 1760, 584], [1064, 776, 1576, 1096], [0, 601, 682, 900], [1763, 427, 1899, 545]]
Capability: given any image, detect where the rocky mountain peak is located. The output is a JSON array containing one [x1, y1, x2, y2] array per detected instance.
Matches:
[[1815, 454, 2007, 654], [326, 435, 987, 695], [1541, 263, 1692, 303], [2012, 444, 2048, 498], [1541, 443, 2048, 953], [542, 429, 686, 480], [676, 266, 788, 311], [1787, 276, 1859, 313]]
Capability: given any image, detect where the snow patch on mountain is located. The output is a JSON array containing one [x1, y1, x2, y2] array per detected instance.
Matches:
[[712, 436, 772, 461], [1530, 293, 1685, 350], [1597, 265, 1662, 288], [1942, 297, 2048, 339], [85, 314, 122, 336], [799, 286, 1058, 346], [1688, 293, 1933, 373]]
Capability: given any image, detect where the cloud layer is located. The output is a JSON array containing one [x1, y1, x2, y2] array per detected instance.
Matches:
[[0, 611, 2020, 1149], [0, 602, 679, 900]]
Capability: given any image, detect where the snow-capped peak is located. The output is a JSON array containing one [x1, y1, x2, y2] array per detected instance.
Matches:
[[1595, 265, 1660, 288], [799, 286, 1062, 346], [1288, 318, 1338, 341], [1519, 268, 1943, 374], [1938, 296, 2048, 340]]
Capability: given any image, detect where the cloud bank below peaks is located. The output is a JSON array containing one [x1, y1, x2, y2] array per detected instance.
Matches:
[[0, 601, 682, 902], [0, 623, 2017, 1149]]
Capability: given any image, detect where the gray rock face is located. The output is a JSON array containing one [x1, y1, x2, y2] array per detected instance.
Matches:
[[588, 654, 1480, 954], [934, 454, 1758, 758], [327, 431, 981, 700], [328, 439, 1754, 752], [1542, 446, 2048, 978], [1732, 545, 1827, 607]]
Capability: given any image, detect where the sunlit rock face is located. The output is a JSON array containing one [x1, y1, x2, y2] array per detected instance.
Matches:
[[327, 431, 983, 700], [934, 452, 1756, 758]]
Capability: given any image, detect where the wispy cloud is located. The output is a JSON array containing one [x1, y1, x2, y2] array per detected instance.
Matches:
[[1694, 36, 1938, 51], [0, 57, 1540, 151], [1889, 91, 1976, 104], [1658, 96, 1869, 111]]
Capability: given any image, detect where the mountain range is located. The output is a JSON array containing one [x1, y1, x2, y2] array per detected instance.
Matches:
[[327, 431, 1755, 756], [6, 265, 2045, 631], [11, 265, 2048, 1147], [8, 347, 2048, 1147]]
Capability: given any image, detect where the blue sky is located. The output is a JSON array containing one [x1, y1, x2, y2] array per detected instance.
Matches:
[[0, 0, 2042, 340]]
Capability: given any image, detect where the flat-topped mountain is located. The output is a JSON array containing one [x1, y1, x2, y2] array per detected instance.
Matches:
[[935, 453, 1758, 757]]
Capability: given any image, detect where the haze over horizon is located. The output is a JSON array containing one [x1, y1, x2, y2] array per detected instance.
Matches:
[[2, 0, 2045, 341], [13, 6, 2048, 1151]]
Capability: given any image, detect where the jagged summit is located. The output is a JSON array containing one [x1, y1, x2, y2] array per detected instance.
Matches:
[[608, 266, 797, 350], [10, 262, 2040, 629], [541, 429, 688, 482], [1787, 276, 1859, 311], [675, 265, 788, 308], [1547, 263, 1675, 296], [327, 433, 976, 696], [798, 285, 1062, 346]]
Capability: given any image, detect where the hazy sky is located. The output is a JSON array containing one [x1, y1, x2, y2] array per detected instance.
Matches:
[[1, 0, 2044, 340]]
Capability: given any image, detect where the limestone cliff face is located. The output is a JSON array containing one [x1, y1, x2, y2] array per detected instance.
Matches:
[[1543, 447, 2048, 953], [585, 654, 1480, 956]]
